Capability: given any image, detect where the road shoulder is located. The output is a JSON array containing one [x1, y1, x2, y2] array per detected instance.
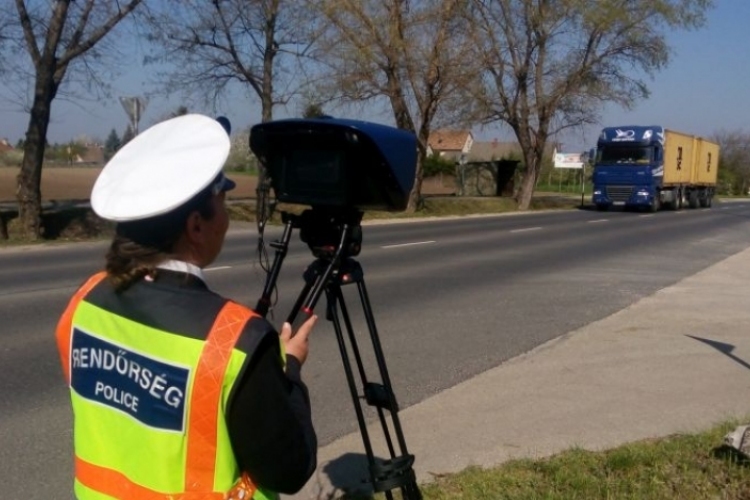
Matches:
[[290, 245, 750, 499]]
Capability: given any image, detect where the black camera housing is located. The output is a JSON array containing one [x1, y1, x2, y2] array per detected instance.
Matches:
[[249, 118, 417, 211]]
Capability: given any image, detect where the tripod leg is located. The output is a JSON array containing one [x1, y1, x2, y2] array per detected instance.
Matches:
[[326, 277, 422, 500], [324, 287, 378, 468], [333, 286, 398, 459], [355, 278, 411, 454], [355, 278, 421, 500]]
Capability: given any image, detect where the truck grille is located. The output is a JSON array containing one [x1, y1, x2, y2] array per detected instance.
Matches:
[[606, 186, 634, 202]]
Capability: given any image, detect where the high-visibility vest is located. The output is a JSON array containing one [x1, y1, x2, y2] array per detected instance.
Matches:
[[56, 272, 278, 500]]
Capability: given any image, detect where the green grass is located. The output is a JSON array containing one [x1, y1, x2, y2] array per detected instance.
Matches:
[[336, 419, 750, 499], [369, 195, 585, 219], [364, 196, 522, 220], [222, 195, 585, 227]]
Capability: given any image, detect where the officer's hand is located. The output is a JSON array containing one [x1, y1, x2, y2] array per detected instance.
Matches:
[[280, 315, 317, 365]]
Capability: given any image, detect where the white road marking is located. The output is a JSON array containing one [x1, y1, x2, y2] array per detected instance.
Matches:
[[588, 219, 608, 223], [381, 240, 436, 249], [510, 227, 542, 233], [639, 214, 655, 218], [205, 266, 231, 272]]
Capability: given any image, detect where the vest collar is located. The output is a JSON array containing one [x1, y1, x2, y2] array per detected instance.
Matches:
[[155, 259, 206, 282]]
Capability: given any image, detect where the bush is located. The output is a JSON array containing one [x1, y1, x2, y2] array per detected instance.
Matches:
[[423, 155, 456, 177], [0, 150, 23, 167], [225, 131, 258, 173]]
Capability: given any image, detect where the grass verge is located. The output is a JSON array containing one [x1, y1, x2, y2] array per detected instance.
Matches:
[[338, 419, 750, 499], [0, 194, 583, 245], [0, 205, 115, 245], [222, 195, 584, 225], [364, 195, 584, 220]]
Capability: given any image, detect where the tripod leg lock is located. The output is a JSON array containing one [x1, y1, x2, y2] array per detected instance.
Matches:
[[364, 382, 399, 412]]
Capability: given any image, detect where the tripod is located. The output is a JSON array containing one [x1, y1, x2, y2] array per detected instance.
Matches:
[[256, 208, 422, 500]]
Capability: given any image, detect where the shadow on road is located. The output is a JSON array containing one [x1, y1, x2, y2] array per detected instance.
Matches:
[[687, 335, 750, 372]]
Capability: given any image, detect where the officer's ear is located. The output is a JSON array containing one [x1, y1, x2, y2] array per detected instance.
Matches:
[[184, 210, 207, 245]]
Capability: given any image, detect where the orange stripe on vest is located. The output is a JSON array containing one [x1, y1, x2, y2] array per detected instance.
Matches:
[[55, 271, 107, 384], [76, 457, 224, 500], [185, 301, 257, 493]]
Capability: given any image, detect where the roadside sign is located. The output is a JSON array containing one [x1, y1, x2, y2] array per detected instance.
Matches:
[[554, 152, 585, 169]]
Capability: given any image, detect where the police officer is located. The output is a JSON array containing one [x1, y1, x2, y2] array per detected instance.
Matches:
[[55, 114, 318, 500]]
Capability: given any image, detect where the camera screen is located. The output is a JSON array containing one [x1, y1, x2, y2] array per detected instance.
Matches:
[[278, 147, 347, 205], [288, 149, 341, 184]]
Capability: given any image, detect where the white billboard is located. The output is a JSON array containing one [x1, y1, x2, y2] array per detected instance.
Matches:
[[554, 152, 585, 169]]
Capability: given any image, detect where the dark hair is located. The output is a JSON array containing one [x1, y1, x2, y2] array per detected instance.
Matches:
[[105, 188, 216, 292]]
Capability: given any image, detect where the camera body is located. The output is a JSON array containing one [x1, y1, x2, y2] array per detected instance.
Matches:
[[249, 118, 417, 211]]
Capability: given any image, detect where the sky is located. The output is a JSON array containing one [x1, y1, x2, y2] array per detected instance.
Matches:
[[0, 1, 748, 152]]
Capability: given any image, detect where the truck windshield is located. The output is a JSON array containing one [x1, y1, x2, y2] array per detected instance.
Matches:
[[597, 146, 652, 164]]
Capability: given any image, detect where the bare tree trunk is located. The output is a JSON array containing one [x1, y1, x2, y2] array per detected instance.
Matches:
[[406, 147, 427, 212], [256, 28, 276, 223], [16, 72, 56, 240], [515, 168, 536, 209], [516, 151, 542, 210], [389, 78, 422, 212], [256, 97, 274, 222]]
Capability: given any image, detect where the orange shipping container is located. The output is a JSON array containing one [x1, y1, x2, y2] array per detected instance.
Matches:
[[692, 138, 720, 186], [662, 130, 695, 185]]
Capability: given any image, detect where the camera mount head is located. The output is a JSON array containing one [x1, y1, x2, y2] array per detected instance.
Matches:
[[284, 207, 364, 261]]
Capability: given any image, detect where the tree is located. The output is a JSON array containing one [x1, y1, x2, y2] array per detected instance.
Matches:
[[0, 2, 13, 64], [9, 0, 144, 239], [313, 0, 476, 212], [301, 102, 326, 118], [0, 5, 11, 71], [713, 129, 750, 196], [144, 0, 320, 220], [104, 128, 121, 159], [466, 0, 712, 209]]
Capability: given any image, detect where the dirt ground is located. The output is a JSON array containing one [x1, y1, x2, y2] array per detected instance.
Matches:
[[0, 167, 455, 202]]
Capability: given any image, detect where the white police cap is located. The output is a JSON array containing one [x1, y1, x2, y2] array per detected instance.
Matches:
[[91, 113, 235, 222]]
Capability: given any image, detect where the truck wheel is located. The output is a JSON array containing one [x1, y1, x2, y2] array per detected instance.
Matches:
[[666, 189, 679, 210], [699, 189, 710, 208], [649, 196, 660, 213], [688, 190, 699, 209]]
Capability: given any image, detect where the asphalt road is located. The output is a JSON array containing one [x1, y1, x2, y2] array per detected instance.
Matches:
[[2, 201, 750, 499]]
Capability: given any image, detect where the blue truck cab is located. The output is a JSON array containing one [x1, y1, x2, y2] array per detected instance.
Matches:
[[592, 125, 664, 212]]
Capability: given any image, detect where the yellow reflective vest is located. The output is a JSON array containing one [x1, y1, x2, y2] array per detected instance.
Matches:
[[56, 272, 278, 500]]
